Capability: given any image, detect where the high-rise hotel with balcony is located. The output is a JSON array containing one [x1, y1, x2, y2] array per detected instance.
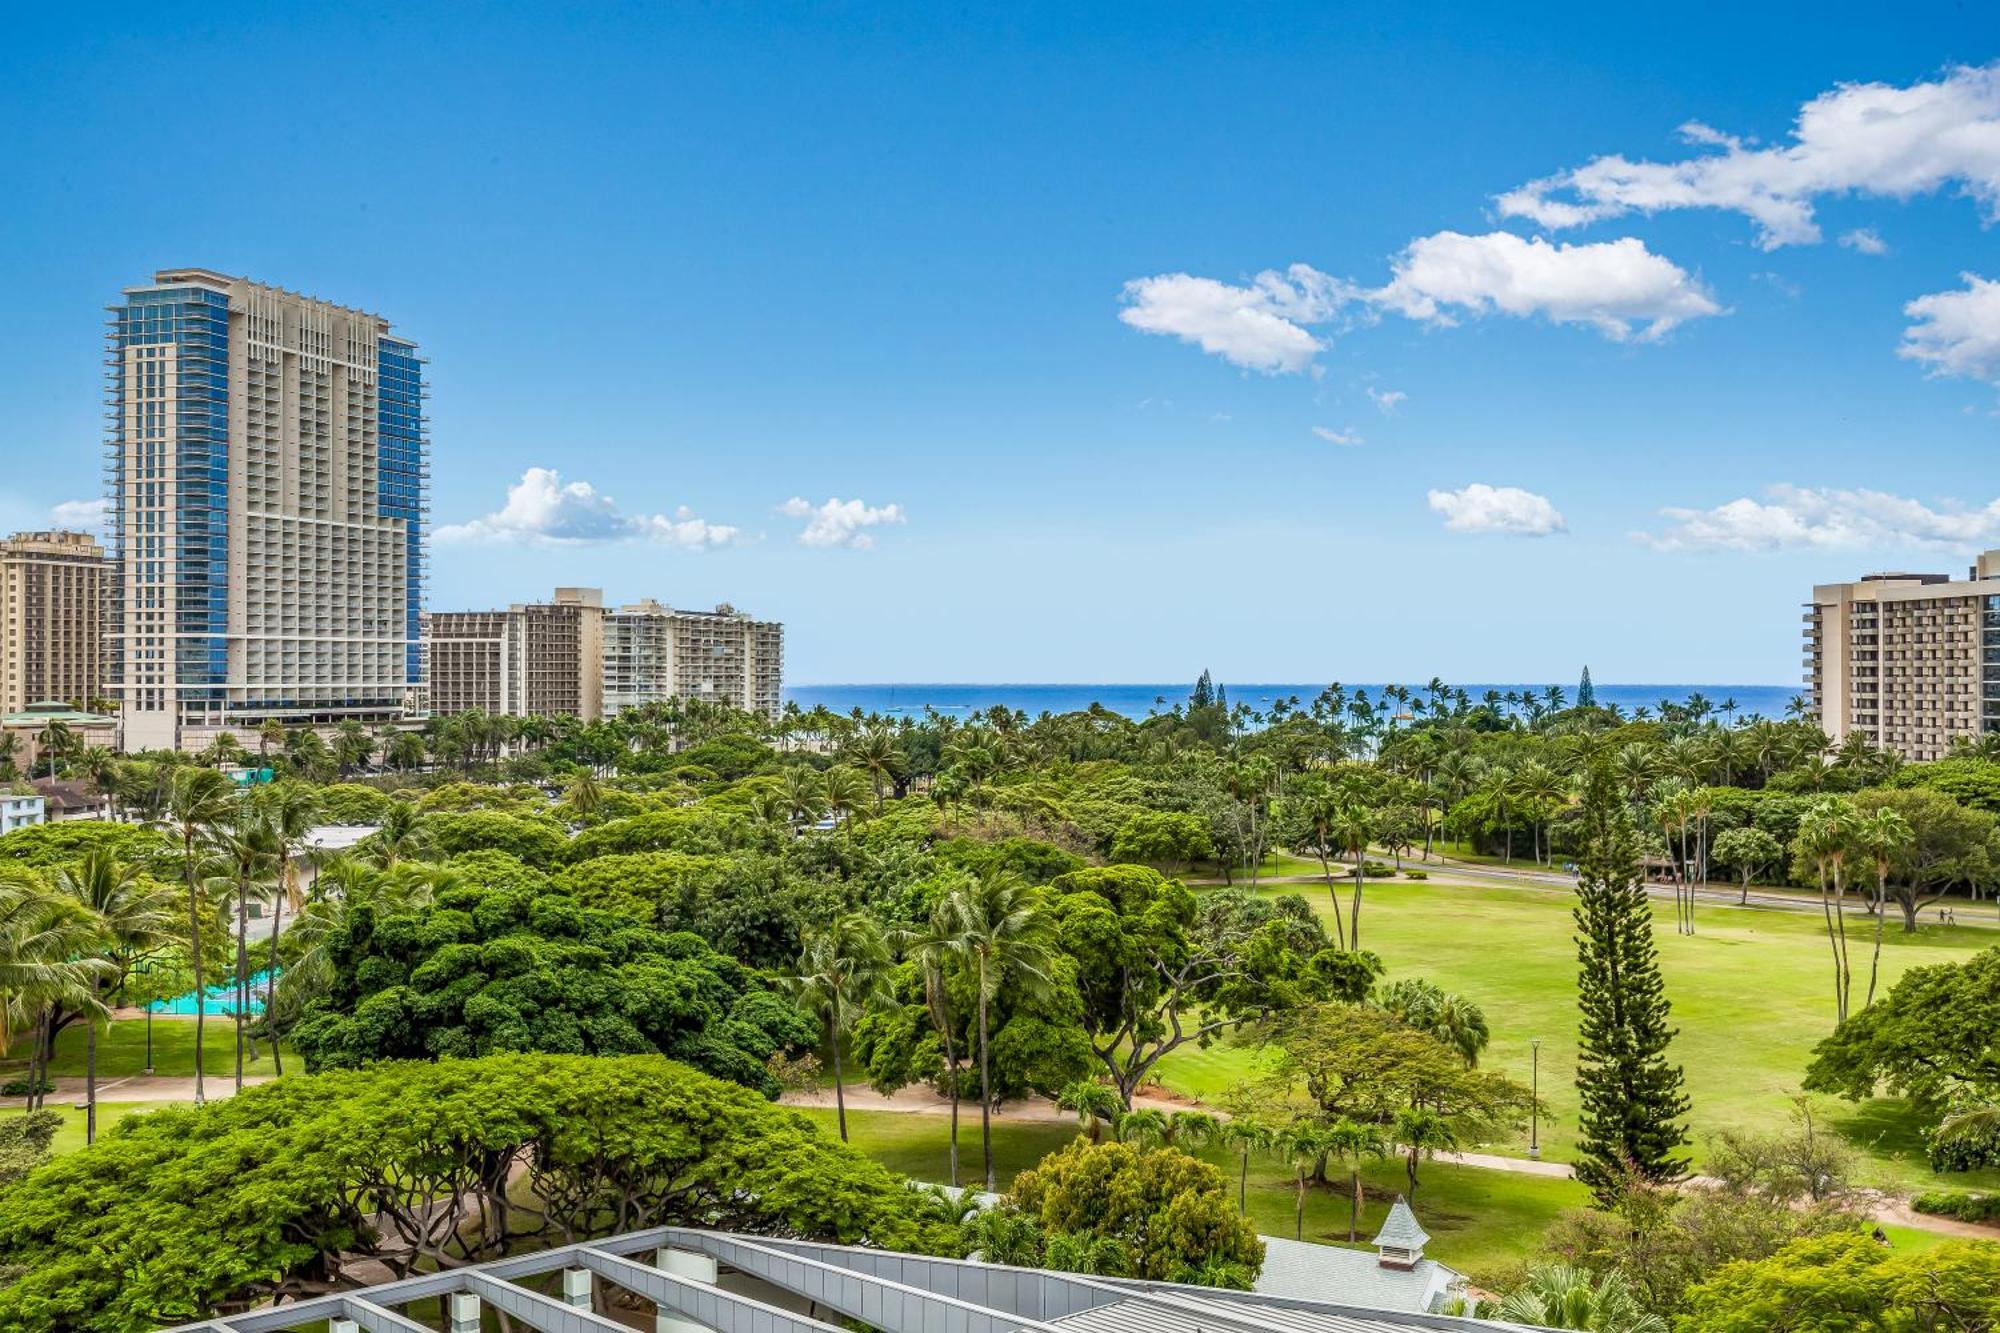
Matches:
[[108, 269, 426, 751], [1804, 550, 2000, 761]]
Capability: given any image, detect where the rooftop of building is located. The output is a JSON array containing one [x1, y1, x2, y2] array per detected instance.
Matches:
[[157, 1225, 1514, 1333], [2, 702, 116, 725], [0, 529, 106, 555], [128, 267, 400, 333]]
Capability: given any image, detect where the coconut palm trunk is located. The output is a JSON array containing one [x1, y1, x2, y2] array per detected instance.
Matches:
[[978, 966, 995, 1190]]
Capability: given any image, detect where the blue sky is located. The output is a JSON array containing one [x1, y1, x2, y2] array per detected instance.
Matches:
[[2, 4, 1997, 684]]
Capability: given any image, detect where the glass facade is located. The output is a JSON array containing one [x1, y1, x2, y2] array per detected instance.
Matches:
[[108, 284, 231, 710], [378, 336, 427, 684]]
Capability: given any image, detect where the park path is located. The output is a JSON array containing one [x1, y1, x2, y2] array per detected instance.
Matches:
[[0, 1072, 276, 1108], [783, 1083, 2000, 1241]]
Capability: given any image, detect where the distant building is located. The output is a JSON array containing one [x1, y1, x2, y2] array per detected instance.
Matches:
[[425, 587, 605, 720], [0, 789, 44, 834], [108, 268, 426, 753], [603, 599, 783, 720], [1806, 550, 2000, 760], [29, 777, 110, 823], [0, 530, 109, 716], [2, 701, 119, 777]]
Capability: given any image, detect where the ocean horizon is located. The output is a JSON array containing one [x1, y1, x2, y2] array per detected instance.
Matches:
[[783, 682, 1799, 722]]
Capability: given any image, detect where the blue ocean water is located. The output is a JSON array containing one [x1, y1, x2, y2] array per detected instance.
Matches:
[[784, 682, 1799, 722]]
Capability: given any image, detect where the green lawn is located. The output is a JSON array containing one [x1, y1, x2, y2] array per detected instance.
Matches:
[[791, 1106, 1584, 1284], [1154, 875, 2000, 1192], [42, 1101, 153, 1154], [1, 1015, 293, 1082]]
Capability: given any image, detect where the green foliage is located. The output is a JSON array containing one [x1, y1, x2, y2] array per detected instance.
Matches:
[[1571, 762, 1690, 1199], [1911, 1189, 2000, 1222], [0, 1055, 959, 1330], [567, 807, 752, 861], [1046, 866, 1333, 1100], [288, 878, 813, 1093], [312, 782, 394, 824], [1109, 810, 1215, 868], [675, 735, 780, 781], [1679, 1231, 2000, 1332], [934, 835, 1083, 885], [0, 1110, 60, 1190], [418, 809, 569, 867], [1895, 756, 2000, 813], [552, 850, 737, 923], [0, 821, 171, 871], [1805, 946, 2000, 1142], [1004, 1138, 1263, 1285]]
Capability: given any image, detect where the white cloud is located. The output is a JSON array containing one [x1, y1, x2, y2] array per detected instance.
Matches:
[[1839, 227, 1889, 255], [1312, 426, 1364, 446], [1497, 63, 2000, 249], [50, 497, 108, 534], [1121, 232, 1718, 370], [1900, 273, 2000, 384], [1370, 231, 1721, 341], [1366, 387, 1407, 413], [1640, 484, 2000, 552], [1117, 265, 1352, 374], [437, 467, 738, 549], [778, 496, 906, 550], [1426, 484, 1567, 537]]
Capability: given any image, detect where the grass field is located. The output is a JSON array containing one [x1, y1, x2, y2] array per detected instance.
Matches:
[[793, 1106, 1587, 1281], [0, 1015, 292, 1082], [1151, 874, 2000, 1191]]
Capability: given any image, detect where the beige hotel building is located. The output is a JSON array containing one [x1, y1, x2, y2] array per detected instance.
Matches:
[[1805, 550, 2000, 760]]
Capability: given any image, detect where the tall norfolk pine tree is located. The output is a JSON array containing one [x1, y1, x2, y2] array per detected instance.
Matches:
[[1576, 666, 1596, 709], [1572, 760, 1691, 1200]]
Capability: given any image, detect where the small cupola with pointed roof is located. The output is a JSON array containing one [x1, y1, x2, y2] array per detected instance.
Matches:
[[1373, 1195, 1430, 1270]]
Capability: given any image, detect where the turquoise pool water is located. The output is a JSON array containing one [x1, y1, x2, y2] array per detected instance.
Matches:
[[150, 971, 273, 1017]]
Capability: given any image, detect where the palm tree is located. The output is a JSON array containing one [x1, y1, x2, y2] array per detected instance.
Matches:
[[34, 718, 73, 781], [1799, 798, 1858, 1023], [1164, 1109, 1220, 1149], [851, 730, 905, 812], [1114, 1107, 1168, 1146], [563, 768, 604, 821], [1056, 1079, 1122, 1146], [949, 872, 1057, 1189], [785, 912, 894, 1142], [1217, 1118, 1273, 1215], [1331, 803, 1375, 948], [257, 718, 286, 763], [1393, 1106, 1458, 1195], [823, 766, 872, 839], [0, 869, 112, 1111], [1322, 1118, 1387, 1240], [1854, 806, 1912, 1009], [254, 782, 319, 1074], [1278, 1122, 1332, 1240], [1493, 1264, 1666, 1333], [369, 800, 428, 867], [782, 766, 826, 827], [1508, 761, 1567, 866], [167, 765, 236, 1105], [331, 720, 373, 777], [213, 808, 278, 1092], [51, 850, 176, 1142], [903, 896, 974, 1183]]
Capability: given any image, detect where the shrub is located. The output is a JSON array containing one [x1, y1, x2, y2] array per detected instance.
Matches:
[[0, 1076, 53, 1098], [1003, 1138, 1262, 1285], [1912, 1189, 2000, 1222], [1405, 869, 1429, 880]]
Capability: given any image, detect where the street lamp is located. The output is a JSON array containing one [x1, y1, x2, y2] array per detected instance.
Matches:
[[1529, 1038, 1541, 1159], [134, 960, 157, 1075]]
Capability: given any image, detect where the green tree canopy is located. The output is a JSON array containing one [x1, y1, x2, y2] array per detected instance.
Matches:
[[1005, 1138, 1263, 1285], [289, 878, 814, 1094], [1679, 1231, 2000, 1333], [0, 1054, 960, 1331]]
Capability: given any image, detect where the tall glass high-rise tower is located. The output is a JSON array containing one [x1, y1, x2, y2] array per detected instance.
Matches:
[[107, 269, 427, 752]]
